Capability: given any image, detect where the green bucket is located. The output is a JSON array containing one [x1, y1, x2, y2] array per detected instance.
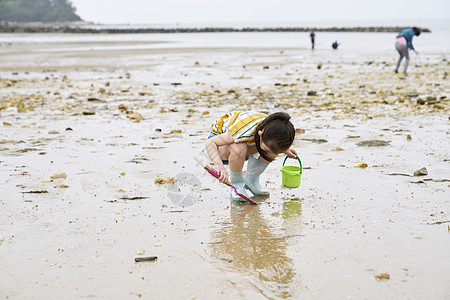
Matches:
[[281, 155, 303, 188]]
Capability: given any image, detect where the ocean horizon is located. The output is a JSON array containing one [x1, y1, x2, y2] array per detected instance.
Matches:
[[80, 18, 450, 31], [1, 19, 449, 55]]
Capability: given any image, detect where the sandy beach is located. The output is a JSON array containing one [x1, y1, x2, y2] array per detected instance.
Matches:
[[0, 32, 449, 299]]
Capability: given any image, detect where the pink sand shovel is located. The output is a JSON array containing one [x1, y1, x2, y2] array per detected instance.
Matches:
[[204, 165, 257, 205]]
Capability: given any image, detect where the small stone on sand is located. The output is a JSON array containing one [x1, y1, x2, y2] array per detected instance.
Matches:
[[354, 162, 368, 168], [375, 272, 390, 280], [51, 171, 67, 179], [154, 177, 176, 184], [413, 167, 428, 176]]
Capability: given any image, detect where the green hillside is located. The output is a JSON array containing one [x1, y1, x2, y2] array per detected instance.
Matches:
[[0, 0, 81, 22]]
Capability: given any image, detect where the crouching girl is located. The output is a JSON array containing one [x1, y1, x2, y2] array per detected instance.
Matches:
[[205, 111, 297, 201]]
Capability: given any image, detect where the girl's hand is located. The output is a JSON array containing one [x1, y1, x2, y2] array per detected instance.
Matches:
[[217, 165, 229, 183], [284, 147, 298, 158], [414, 50, 419, 55]]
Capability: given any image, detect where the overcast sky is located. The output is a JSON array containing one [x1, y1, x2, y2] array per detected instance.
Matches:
[[70, 0, 450, 25]]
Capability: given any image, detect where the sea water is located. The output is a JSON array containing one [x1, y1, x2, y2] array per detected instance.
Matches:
[[0, 20, 449, 55]]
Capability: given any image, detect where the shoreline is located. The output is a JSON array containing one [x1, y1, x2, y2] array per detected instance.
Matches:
[[0, 21, 431, 34]]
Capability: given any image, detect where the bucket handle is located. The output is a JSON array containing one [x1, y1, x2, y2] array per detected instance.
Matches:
[[282, 155, 303, 174]]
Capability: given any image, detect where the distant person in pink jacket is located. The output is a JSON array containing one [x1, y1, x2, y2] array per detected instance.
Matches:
[[394, 27, 421, 74]]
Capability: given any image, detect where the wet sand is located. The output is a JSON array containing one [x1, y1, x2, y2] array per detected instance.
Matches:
[[1, 33, 449, 299]]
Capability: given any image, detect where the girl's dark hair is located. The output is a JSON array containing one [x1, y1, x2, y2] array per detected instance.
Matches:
[[413, 27, 421, 36], [254, 112, 295, 162]]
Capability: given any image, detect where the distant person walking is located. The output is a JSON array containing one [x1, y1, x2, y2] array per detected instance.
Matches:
[[310, 31, 315, 49], [394, 27, 421, 74]]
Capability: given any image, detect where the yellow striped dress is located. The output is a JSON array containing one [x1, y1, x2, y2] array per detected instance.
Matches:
[[210, 111, 267, 144]]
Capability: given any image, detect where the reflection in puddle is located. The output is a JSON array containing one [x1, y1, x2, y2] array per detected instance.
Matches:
[[209, 200, 303, 298]]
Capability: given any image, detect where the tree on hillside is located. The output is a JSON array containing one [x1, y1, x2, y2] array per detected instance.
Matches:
[[0, 0, 82, 22]]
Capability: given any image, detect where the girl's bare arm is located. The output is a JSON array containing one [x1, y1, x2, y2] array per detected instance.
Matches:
[[205, 132, 234, 182]]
